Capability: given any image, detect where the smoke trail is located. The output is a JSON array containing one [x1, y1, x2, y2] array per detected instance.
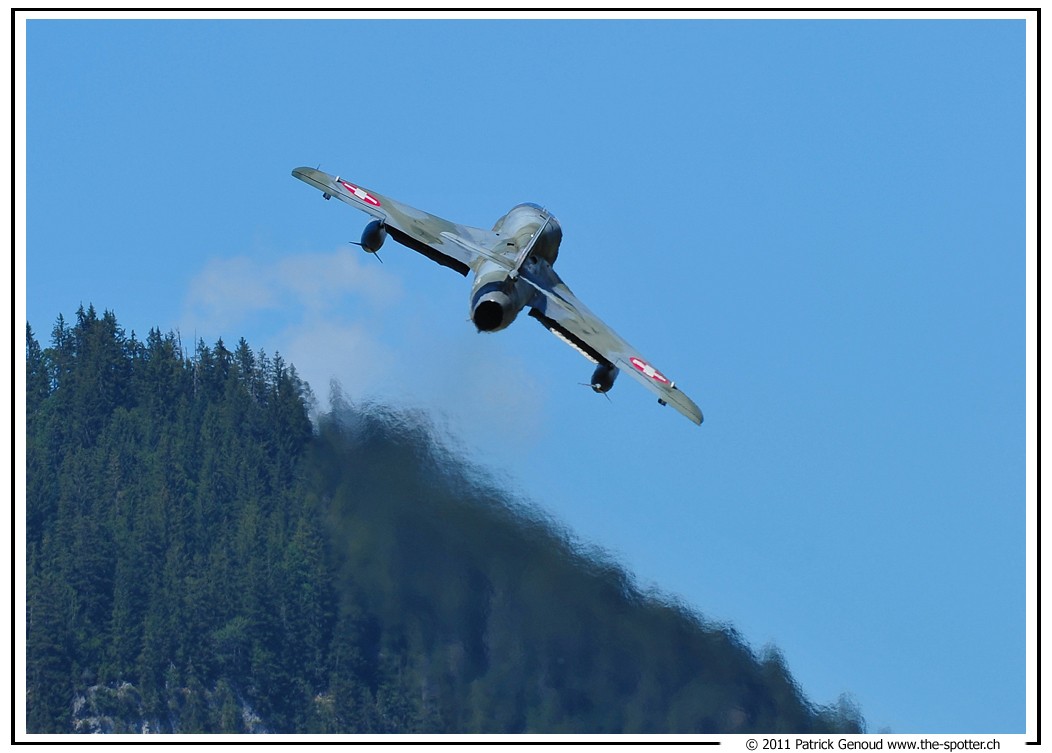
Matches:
[[309, 396, 864, 733]]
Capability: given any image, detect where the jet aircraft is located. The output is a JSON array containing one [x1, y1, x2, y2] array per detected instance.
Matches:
[[292, 167, 703, 425]]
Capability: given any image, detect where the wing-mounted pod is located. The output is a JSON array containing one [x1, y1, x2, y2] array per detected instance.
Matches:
[[351, 219, 387, 258], [589, 363, 619, 393]]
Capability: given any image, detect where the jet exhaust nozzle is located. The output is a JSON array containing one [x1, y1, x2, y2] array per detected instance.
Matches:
[[469, 267, 532, 333], [472, 292, 516, 332]]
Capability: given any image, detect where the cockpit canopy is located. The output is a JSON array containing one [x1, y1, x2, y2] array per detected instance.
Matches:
[[491, 203, 562, 265]]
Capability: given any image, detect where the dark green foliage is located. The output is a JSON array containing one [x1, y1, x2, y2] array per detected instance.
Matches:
[[25, 307, 864, 734]]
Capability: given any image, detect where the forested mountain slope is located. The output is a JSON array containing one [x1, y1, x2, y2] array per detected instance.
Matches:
[[25, 306, 863, 733]]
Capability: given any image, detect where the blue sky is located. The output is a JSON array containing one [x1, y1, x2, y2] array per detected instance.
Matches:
[[21, 16, 1032, 734]]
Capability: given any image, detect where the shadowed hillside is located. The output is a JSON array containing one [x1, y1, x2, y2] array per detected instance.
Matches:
[[25, 307, 863, 733]]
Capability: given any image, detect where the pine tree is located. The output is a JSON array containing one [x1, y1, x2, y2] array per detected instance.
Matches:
[[26, 567, 77, 732], [26, 324, 50, 415]]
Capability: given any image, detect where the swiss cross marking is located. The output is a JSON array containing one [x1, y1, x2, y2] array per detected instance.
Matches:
[[630, 357, 670, 384], [339, 180, 381, 207]]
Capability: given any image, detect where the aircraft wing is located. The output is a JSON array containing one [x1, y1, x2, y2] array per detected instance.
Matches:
[[524, 267, 703, 425], [292, 167, 507, 276]]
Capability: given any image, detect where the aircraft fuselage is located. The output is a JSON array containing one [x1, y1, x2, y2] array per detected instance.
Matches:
[[467, 204, 563, 333]]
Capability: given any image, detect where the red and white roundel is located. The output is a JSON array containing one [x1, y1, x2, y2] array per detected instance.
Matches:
[[630, 357, 670, 384], [339, 180, 381, 207]]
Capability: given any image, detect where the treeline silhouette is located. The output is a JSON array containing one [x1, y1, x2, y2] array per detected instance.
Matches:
[[25, 306, 863, 733]]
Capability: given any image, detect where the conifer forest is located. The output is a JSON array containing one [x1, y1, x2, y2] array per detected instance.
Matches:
[[25, 306, 864, 733]]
